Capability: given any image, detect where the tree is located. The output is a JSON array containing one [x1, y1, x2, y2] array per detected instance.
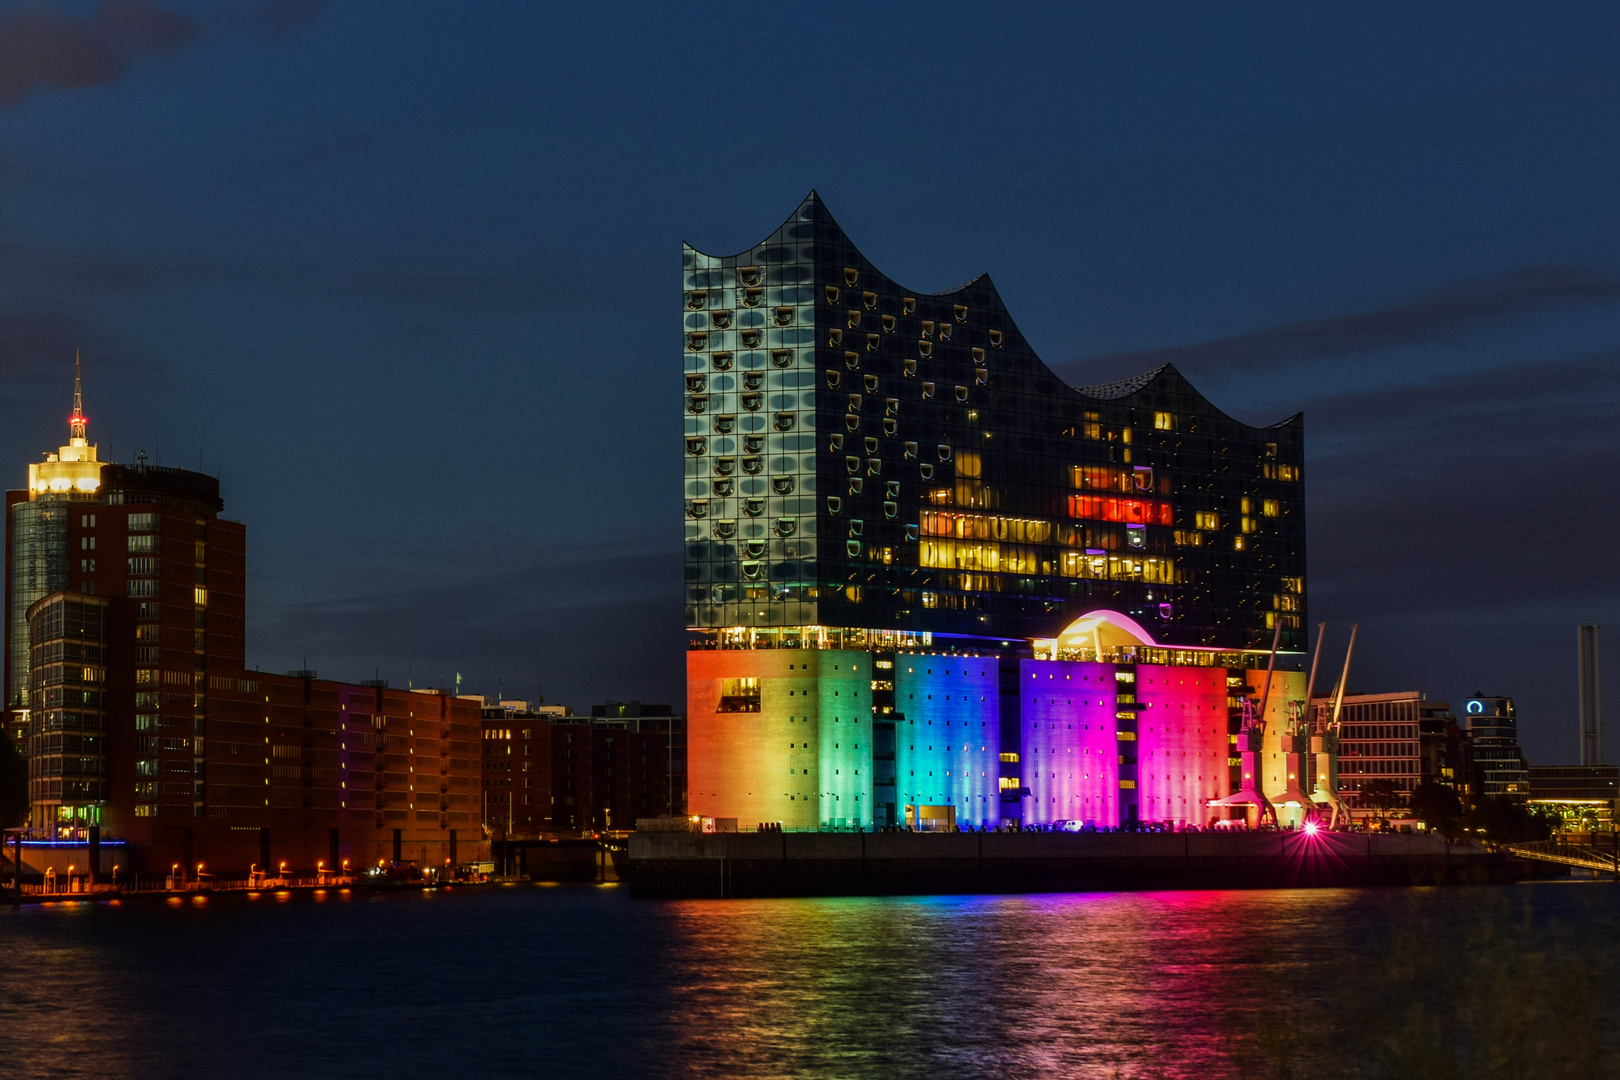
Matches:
[[1466, 795, 1554, 843], [1408, 781, 1465, 838], [0, 731, 27, 828], [1359, 778, 1404, 824]]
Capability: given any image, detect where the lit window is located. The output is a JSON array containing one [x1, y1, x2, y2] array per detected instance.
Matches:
[[1195, 512, 1220, 530], [1154, 411, 1174, 430], [1262, 499, 1280, 517]]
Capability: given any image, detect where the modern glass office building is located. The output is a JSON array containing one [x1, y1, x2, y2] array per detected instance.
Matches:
[[685, 194, 1307, 831]]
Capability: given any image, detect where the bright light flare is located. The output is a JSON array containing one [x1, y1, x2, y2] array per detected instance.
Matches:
[[1303, 821, 1320, 836]]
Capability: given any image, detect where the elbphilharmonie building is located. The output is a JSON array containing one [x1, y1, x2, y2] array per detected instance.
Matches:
[[683, 193, 1308, 831]]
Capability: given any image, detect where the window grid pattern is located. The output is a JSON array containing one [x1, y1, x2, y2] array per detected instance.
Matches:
[[684, 194, 1305, 652]]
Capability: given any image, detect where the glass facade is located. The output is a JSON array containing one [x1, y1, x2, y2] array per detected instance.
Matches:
[[685, 193, 1305, 652], [684, 195, 1310, 831], [27, 592, 109, 833], [1464, 696, 1530, 803], [8, 500, 71, 707]]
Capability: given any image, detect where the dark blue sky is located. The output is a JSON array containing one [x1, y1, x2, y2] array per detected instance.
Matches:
[[3, 2, 1619, 762]]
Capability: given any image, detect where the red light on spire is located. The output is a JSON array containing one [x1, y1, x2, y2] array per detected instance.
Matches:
[[69, 351, 87, 441]]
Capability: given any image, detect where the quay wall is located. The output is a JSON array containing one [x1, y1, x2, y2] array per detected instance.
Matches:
[[625, 830, 1556, 898]]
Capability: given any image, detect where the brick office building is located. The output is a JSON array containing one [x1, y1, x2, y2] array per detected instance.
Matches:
[[480, 704, 679, 836], [7, 370, 486, 874]]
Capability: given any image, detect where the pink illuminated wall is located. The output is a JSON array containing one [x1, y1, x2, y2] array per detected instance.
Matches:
[[1019, 660, 1120, 826], [1135, 665, 1230, 826]]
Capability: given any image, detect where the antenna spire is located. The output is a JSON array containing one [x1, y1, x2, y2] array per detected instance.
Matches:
[[69, 351, 87, 442]]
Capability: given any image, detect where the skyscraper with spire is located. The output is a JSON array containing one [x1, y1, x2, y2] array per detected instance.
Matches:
[[5, 357, 246, 832], [4, 358, 487, 876]]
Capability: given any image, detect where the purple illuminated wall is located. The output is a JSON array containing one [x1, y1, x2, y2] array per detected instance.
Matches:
[[1019, 660, 1121, 826]]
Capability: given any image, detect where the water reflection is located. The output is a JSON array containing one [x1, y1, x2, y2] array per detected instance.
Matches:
[[0, 883, 1614, 1079], [650, 891, 1347, 1078]]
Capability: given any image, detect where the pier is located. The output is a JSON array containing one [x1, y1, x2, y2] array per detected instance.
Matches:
[[625, 830, 1558, 898]]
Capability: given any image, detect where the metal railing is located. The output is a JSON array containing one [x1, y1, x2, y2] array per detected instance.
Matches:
[[1507, 838, 1620, 875]]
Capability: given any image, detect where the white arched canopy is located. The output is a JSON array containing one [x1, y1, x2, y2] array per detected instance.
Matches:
[[1037, 609, 1158, 658]]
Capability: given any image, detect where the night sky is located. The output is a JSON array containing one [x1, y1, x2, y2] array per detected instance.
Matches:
[[3, 2, 1618, 764]]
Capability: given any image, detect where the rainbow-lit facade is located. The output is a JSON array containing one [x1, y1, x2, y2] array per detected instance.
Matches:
[[685, 194, 1307, 830]]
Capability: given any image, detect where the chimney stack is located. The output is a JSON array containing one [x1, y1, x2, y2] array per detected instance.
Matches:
[[1578, 625, 1602, 765]]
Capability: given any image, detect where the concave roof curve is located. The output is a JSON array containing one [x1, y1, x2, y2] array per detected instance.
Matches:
[[687, 192, 1301, 435]]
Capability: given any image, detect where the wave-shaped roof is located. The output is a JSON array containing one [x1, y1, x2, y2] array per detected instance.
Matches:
[[687, 191, 1301, 434]]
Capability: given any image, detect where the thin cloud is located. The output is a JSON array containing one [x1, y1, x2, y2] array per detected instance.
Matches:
[[1053, 266, 1620, 384], [0, 0, 202, 107], [1303, 350, 1620, 620]]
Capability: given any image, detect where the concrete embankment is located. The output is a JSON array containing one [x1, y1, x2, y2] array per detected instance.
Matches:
[[625, 830, 1559, 899]]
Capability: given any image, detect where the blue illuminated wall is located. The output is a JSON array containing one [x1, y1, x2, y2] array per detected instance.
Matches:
[[894, 655, 1001, 828]]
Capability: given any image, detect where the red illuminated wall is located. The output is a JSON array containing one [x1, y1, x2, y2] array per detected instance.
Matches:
[[1135, 665, 1230, 826]]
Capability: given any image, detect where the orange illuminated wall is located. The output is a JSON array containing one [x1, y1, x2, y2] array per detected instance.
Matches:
[[1135, 665, 1230, 827], [687, 649, 872, 830]]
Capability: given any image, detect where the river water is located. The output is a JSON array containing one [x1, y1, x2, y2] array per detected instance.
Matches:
[[0, 880, 1615, 1079]]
